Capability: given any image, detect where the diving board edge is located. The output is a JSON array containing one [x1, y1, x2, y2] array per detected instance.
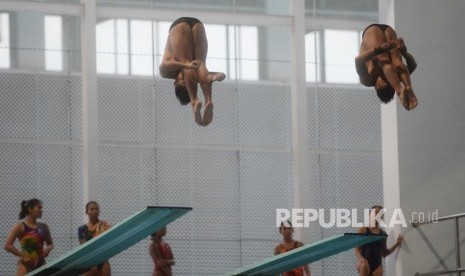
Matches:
[[225, 233, 387, 276]]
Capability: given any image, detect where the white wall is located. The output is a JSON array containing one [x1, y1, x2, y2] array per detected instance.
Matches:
[[394, 0, 465, 275]]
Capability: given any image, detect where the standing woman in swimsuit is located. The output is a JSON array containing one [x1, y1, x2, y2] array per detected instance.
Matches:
[[159, 17, 226, 126], [78, 201, 111, 276], [355, 205, 403, 276], [355, 24, 418, 110], [4, 199, 54, 275], [149, 226, 174, 276], [274, 221, 311, 276]]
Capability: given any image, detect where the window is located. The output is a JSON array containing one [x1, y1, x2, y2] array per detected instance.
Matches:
[[97, 19, 154, 76], [237, 26, 258, 81], [227, 25, 259, 81], [204, 24, 227, 77], [324, 29, 359, 83], [0, 13, 10, 69], [305, 31, 321, 82], [45, 15, 63, 71], [130, 20, 153, 76], [97, 19, 116, 74], [97, 19, 131, 75], [116, 19, 129, 75]]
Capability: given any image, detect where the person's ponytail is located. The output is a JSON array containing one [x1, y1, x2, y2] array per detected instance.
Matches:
[[19, 200, 28, 219]]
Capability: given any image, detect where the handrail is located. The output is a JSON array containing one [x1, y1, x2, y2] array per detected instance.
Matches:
[[413, 213, 463, 276]]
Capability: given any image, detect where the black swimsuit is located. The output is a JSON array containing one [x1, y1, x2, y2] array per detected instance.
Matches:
[[360, 228, 387, 273], [362, 23, 391, 37], [169, 17, 202, 31]]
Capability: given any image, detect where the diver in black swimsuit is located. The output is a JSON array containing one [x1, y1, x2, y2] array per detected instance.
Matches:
[[355, 205, 404, 276], [355, 24, 418, 110], [360, 227, 387, 273], [159, 17, 226, 126]]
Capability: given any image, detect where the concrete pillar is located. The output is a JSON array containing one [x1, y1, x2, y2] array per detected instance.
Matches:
[[289, 0, 310, 245], [379, 1, 402, 275], [81, 0, 99, 210]]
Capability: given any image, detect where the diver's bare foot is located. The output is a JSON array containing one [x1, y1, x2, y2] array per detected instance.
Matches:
[[397, 87, 409, 110], [192, 101, 202, 125], [202, 102, 213, 126], [208, 72, 226, 83], [405, 87, 418, 110], [398, 87, 418, 111]]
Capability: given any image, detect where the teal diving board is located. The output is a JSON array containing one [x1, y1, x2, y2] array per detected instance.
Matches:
[[28, 206, 192, 276], [225, 233, 387, 276]]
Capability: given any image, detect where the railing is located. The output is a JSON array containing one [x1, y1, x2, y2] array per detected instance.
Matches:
[[413, 213, 465, 276]]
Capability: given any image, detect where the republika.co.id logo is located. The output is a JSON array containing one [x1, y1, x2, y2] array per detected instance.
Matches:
[[276, 208, 439, 228]]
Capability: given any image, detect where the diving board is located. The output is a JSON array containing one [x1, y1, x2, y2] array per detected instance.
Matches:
[[225, 233, 387, 276], [28, 206, 192, 276]]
